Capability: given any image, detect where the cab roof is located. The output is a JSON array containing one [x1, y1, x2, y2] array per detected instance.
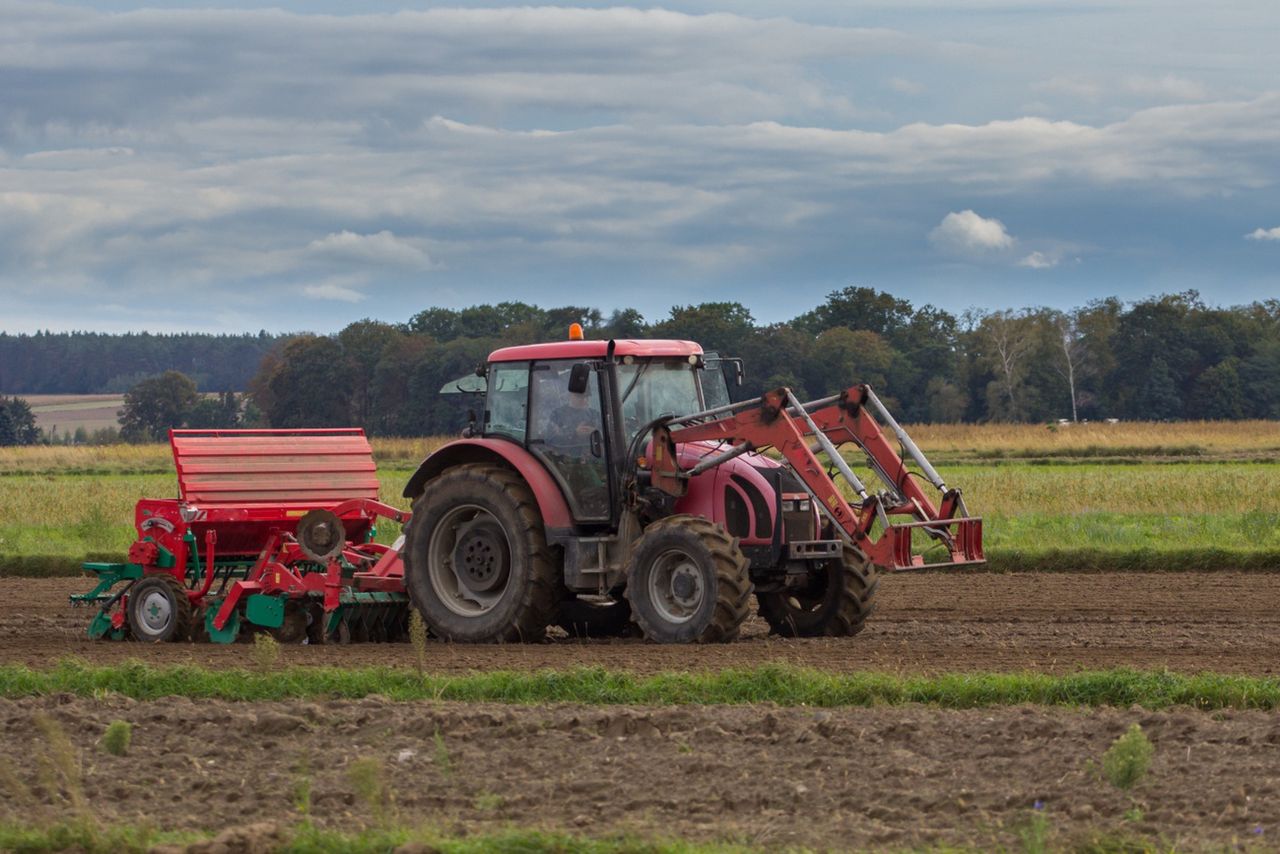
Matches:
[[488, 339, 703, 363]]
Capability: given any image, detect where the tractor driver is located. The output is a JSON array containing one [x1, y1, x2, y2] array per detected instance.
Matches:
[[545, 384, 599, 457], [541, 375, 608, 515]]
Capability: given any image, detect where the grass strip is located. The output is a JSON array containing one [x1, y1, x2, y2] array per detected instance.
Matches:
[[0, 820, 752, 854], [8, 547, 1280, 578], [3, 661, 1279, 710], [983, 548, 1280, 573], [0, 821, 1189, 854]]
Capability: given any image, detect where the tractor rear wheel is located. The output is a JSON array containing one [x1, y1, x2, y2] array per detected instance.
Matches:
[[403, 464, 558, 643], [127, 575, 194, 643], [756, 543, 878, 637], [624, 515, 751, 644]]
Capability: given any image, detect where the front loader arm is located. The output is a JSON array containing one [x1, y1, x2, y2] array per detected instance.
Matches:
[[648, 385, 984, 571]]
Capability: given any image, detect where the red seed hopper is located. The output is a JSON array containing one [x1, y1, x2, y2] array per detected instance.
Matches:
[[74, 429, 411, 643]]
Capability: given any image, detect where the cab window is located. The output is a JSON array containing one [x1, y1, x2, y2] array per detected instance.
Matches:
[[484, 361, 529, 441]]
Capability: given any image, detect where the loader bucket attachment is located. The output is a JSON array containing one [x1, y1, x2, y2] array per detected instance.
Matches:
[[654, 385, 984, 572]]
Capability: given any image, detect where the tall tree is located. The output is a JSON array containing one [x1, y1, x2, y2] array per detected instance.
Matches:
[[0, 396, 40, 446], [119, 371, 200, 442], [975, 310, 1037, 421], [650, 302, 756, 353], [253, 336, 354, 428]]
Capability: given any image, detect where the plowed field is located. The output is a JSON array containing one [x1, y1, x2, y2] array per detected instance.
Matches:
[[4, 571, 1276, 675], [3, 694, 1279, 850]]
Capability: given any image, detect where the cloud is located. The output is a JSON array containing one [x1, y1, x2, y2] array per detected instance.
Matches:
[[302, 279, 366, 303], [1018, 251, 1057, 269], [1036, 74, 1209, 104], [1123, 75, 1210, 102], [929, 210, 1015, 253], [0, 3, 1278, 331], [1246, 226, 1280, 241], [887, 77, 924, 96], [307, 230, 432, 270]]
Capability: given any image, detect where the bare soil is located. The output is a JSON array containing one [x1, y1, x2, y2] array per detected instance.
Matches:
[[1, 572, 1276, 675], [3, 694, 1279, 850]]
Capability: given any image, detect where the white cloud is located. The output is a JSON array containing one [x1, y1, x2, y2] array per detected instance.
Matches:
[[1018, 251, 1057, 269], [307, 230, 432, 270], [888, 77, 924, 96], [929, 210, 1015, 253], [1123, 75, 1209, 102], [1246, 226, 1280, 241], [302, 280, 366, 303]]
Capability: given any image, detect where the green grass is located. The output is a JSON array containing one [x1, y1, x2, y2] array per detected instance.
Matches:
[[3, 462, 1278, 576], [0, 821, 755, 854], [4, 661, 1279, 710], [0, 819, 1205, 854]]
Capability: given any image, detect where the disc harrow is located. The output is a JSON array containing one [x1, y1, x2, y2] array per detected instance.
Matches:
[[72, 429, 413, 644]]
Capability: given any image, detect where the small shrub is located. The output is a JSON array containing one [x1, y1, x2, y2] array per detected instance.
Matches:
[[409, 611, 428, 672], [33, 713, 86, 812], [292, 773, 312, 816], [474, 792, 503, 811], [251, 633, 280, 669], [433, 727, 452, 779], [347, 757, 391, 824], [1102, 723, 1154, 790], [100, 720, 131, 756], [1018, 803, 1051, 854]]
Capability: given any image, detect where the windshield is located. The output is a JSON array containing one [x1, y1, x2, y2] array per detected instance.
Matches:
[[616, 359, 702, 438]]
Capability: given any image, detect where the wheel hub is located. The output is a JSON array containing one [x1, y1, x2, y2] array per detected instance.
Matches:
[[451, 521, 509, 592], [139, 590, 171, 632], [648, 550, 706, 624], [428, 505, 515, 617], [670, 567, 699, 605]]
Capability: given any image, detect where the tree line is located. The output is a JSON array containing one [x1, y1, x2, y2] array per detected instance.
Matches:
[[0, 331, 281, 394], [247, 288, 1280, 436], [2, 287, 1277, 445]]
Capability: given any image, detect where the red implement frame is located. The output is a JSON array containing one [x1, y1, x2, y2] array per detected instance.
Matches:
[[163, 430, 409, 628], [650, 385, 983, 571]]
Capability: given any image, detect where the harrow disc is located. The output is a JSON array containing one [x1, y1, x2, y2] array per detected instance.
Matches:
[[296, 508, 347, 563]]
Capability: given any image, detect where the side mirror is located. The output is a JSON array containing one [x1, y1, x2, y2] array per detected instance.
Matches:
[[567, 362, 592, 395]]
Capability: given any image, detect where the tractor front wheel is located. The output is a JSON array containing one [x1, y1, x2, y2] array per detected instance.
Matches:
[[403, 464, 558, 643], [625, 516, 751, 644], [127, 576, 194, 643], [756, 543, 878, 637]]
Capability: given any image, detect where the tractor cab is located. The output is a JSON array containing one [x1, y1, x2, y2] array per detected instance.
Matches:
[[442, 336, 738, 526]]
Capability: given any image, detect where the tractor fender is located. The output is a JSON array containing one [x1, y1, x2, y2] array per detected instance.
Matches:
[[401, 438, 573, 529]]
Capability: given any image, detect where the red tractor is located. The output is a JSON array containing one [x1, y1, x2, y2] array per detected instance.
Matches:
[[401, 330, 983, 644]]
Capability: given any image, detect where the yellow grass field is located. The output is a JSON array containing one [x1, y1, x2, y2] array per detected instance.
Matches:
[[908, 419, 1280, 456], [2, 419, 1277, 475]]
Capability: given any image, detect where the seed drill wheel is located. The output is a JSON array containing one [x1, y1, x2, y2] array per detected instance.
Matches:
[[756, 542, 879, 637], [126, 576, 194, 643], [269, 603, 309, 644], [624, 515, 752, 644], [403, 464, 558, 642]]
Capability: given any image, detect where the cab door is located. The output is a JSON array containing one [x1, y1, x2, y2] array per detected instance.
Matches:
[[526, 360, 612, 522]]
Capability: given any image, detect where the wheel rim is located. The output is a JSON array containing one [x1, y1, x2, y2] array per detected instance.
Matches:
[[647, 548, 706, 624], [428, 504, 514, 616], [137, 588, 173, 634]]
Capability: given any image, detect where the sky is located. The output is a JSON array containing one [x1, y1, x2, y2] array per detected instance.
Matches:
[[0, 1, 1278, 333]]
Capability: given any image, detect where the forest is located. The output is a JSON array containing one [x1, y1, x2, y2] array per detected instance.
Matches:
[[3, 287, 1279, 438]]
